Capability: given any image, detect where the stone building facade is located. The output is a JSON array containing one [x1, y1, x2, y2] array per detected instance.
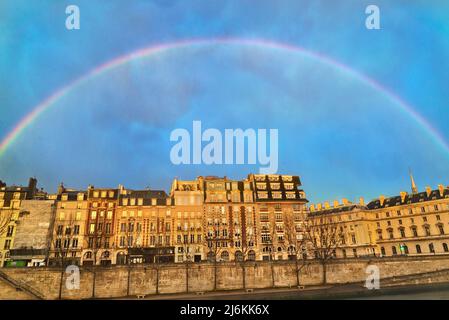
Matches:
[[48, 185, 88, 266], [308, 177, 449, 259], [2, 174, 449, 268]]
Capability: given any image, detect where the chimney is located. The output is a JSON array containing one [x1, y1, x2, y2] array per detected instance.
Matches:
[[333, 200, 339, 208], [342, 198, 348, 206], [438, 184, 445, 197], [400, 191, 407, 203], [118, 184, 126, 195], [379, 195, 385, 206], [27, 177, 37, 199], [359, 197, 365, 206], [425, 186, 432, 197], [57, 182, 65, 195], [324, 201, 330, 209]]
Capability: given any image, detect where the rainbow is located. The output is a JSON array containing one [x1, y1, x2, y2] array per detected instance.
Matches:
[[1, 37, 448, 159]]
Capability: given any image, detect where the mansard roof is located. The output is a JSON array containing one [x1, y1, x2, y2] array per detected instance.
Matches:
[[367, 187, 449, 209]]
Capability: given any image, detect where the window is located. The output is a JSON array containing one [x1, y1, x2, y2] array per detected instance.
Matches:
[[434, 205, 439, 211], [120, 223, 126, 232], [403, 245, 409, 254], [6, 226, 14, 237], [377, 230, 383, 240], [120, 236, 125, 247], [91, 211, 97, 219], [57, 225, 63, 235], [381, 247, 386, 256], [388, 229, 394, 239], [72, 239, 78, 248], [411, 226, 418, 237], [416, 244, 422, 254], [399, 228, 406, 238], [65, 227, 71, 235], [443, 243, 449, 252], [438, 224, 445, 235], [89, 223, 95, 234], [424, 225, 431, 236], [421, 207, 426, 213], [392, 246, 397, 255], [429, 243, 435, 253]]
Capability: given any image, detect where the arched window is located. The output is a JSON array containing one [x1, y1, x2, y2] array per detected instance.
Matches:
[[403, 245, 409, 254], [380, 247, 386, 256], [235, 251, 243, 262], [84, 251, 92, 259], [443, 243, 449, 252], [248, 250, 256, 261], [207, 252, 215, 263], [416, 244, 422, 254], [116, 252, 126, 265], [221, 251, 229, 262]]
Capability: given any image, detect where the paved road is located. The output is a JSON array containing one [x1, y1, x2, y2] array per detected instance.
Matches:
[[117, 282, 449, 300]]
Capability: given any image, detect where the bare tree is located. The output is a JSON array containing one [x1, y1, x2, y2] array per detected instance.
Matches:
[[235, 226, 256, 290], [283, 211, 309, 287], [86, 226, 110, 299], [303, 214, 344, 284], [206, 231, 222, 291], [205, 207, 230, 291], [50, 215, 79, 299], [125, 217, 141, 296], [0, 210, 13, 240], [180, 227, 193, 293]]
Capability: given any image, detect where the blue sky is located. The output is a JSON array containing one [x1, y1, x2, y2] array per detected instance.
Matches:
[[0, 0, 448, 203]]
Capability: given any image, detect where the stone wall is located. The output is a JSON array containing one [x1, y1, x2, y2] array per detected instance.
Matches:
[[2, 254, 449, 299]]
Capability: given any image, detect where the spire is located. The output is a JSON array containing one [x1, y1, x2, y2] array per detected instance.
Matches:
[[409, 169, 418, 194]]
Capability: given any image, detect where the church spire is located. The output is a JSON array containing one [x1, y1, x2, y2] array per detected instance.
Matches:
[[409, 169, 418, 194]]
